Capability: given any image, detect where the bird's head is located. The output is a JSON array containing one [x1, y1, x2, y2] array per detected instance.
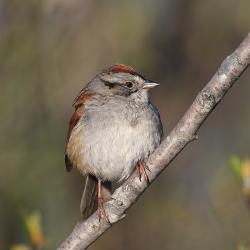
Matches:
[[87, 64, 159, 102]]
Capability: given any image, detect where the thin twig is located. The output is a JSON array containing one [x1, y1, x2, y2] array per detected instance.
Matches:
[[58, 32, 250, 250]]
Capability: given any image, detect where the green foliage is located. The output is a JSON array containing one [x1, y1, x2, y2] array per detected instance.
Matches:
[[238, 245, 250, 250], [230, 155, 244, 182], [23, 211, 46, 249], [10, 211, 46, 250], [10, 244, 31, 250], [229, 155, 250, 216]]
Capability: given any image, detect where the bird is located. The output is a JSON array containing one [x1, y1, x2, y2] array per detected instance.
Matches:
[[65, 64, 163, 221]]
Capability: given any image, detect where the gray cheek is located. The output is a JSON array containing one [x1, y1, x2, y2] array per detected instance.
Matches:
[[111, 85, 132, 97]]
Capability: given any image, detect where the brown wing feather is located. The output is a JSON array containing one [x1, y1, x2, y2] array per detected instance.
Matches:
[[65, 90, 92, 172]]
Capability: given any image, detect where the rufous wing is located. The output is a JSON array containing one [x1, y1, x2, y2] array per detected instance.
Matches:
[[65, 90, 92, 172]]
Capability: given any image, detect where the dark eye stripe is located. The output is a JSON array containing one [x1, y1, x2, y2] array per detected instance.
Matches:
[[103, 80, 116, 88]]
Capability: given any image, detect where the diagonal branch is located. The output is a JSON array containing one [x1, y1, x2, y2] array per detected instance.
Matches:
[[58, 32, 250, 250]]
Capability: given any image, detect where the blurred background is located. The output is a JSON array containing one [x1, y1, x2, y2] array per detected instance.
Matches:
[[1, 0, 250, 249]]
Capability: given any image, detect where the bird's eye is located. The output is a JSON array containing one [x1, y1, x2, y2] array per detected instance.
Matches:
[[125, 82, 134, 89]]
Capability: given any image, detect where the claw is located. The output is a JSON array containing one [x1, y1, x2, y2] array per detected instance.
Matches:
[[97, 197, 109, 222], [97, 179, 110, 223], [136, 160, 150, 185]]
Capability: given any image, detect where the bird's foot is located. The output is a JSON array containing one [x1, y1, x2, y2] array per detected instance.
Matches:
[[136, 160, 151, 184], [97, 195, 110, 223]]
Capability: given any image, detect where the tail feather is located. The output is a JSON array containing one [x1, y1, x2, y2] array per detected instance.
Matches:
[[80, 175, 112, 220], [80, 175, 98, 219]]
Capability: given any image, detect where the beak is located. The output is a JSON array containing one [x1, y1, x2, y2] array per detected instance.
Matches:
[[143, 81, 160, 89]]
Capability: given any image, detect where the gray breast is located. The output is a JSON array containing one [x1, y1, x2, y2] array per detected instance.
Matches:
[[79, 96, 163, 182]]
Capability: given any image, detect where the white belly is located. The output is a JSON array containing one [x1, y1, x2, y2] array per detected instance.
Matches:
[[77, 103, 162, 182]]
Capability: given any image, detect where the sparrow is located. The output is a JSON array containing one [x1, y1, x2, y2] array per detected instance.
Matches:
[[65, 64, 163, 220]]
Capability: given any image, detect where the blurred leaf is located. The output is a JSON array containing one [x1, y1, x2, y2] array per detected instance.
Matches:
[[23, 211, 46, 249], [238, 245, 250, 250], [10, 244, 31, 250], [242, 159, 250, 196], [230, 155, 243, 181], [230, 156, 250, 206]]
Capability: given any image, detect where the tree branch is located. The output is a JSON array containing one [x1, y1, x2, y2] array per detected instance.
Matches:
[[58, 32, 250, 250]]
